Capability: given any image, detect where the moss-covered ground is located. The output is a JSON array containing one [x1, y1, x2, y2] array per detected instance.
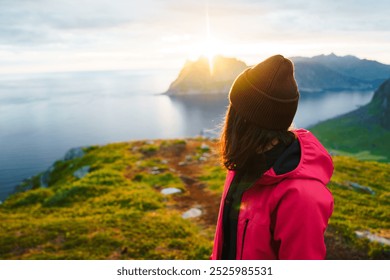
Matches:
[[0, 138, 388, 259]]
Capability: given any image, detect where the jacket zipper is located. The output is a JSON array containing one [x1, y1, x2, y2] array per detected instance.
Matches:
[[240, 219, 249, 260]]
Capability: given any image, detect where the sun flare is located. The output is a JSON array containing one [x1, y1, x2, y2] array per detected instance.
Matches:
[[205, 38, 219, 74], [186, 37, 222, 75], [186, 4, 224, 74], [205, 8, 218, 75]]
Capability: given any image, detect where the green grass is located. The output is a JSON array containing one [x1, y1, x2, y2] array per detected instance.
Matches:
[[329, 150, 387, 161], [0, 138, 389, 259], [310, 107, 390, 162], [132, 172, 185, 191], [197, 153, 390, 259], [0, 141, 211, 260], [329, 156, 389, 234], [325, 156, 390, 259], [198, 165, 227, 193]]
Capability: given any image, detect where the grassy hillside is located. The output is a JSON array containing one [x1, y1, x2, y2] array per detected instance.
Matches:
[[310, 78, 390, 162], [310, 115, 390, 162], [0, 139, 389, 259]]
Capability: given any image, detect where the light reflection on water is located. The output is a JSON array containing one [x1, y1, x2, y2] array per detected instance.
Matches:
[[0, 71, 374, 201]]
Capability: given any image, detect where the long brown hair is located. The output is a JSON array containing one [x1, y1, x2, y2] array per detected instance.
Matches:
[[220, 105, 295, 174]]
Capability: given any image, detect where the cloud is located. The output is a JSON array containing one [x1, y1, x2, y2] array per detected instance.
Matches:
[[0, 0, 389, 73], [1, 0, 389, 46], [0, 0, 160, 46]]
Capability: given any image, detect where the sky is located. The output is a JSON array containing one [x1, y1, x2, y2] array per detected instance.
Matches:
[[1, 0, 390, 74]]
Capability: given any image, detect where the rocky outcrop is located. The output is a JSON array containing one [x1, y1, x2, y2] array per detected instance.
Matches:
[[164, 56, 247, 95], [73, 166, 90, 179], [64, 147, 85, 161]]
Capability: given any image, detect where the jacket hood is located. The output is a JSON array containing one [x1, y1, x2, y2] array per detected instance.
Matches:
[[256, 129, 333, 186]]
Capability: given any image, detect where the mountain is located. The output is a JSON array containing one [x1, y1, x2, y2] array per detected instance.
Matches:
[[310, 78, 390, 161], [165, 54, 390, 95], [0, 138, 389, 259], [292, 60, 370, 92], [164, 56, 247, 95], [292, 53, 390, 85], [372, 78, 390, 129]]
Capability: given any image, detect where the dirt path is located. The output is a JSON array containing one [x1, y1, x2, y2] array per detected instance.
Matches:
[[125, 139, 222, 229], [165, 141, 221, 228]]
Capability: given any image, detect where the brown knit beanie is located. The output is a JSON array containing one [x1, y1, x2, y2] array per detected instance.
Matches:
[[229, 55, 299, 130]]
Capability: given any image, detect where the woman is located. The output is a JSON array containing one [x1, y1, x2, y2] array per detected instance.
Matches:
[[211, 55, 334, 260]]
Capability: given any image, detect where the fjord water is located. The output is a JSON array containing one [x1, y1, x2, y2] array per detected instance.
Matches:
[[0, 70, 374, 201]]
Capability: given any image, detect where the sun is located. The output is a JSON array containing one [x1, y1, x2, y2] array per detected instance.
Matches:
[[187, 37, 221, 75], [187, 5, 223, 74], [189, 38, 220, 74], [205, 38, 219, 74], [204, 9, 220, 75]]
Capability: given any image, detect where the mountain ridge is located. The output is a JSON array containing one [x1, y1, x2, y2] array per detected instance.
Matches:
[[165, 53, 390, 95], [291, 53, 390, 83]]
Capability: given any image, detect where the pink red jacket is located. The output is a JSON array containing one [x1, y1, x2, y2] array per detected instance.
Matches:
[[211, 129, 334, 260]]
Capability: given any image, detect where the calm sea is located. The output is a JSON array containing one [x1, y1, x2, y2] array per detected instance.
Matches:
[[0, 70, 374, 201]]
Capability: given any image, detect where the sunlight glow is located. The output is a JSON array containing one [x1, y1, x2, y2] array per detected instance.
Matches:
[[206, 8, 215, 74]]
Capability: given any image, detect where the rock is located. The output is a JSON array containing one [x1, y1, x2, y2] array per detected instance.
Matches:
[[355, 231, 390, 246], [348, 181, 375, 195], [64, 147, 85, 161], [178, 162, 186, 166], [150, 166, 162, 175], [182, 208, 202, 219], [73, 166, 90, 179], [202, 152, 211, 158], [200, 143, 210, 151], [185, 155, 192, 162], [161, 188, 182, 195], [199, 156, 207, 162], [145, 140, 154, 145], [161, 159, 168, 164]]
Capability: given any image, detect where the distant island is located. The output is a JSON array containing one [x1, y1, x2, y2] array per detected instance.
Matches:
[[164, 53, 390, 95], [164, 55, 247, 95]]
